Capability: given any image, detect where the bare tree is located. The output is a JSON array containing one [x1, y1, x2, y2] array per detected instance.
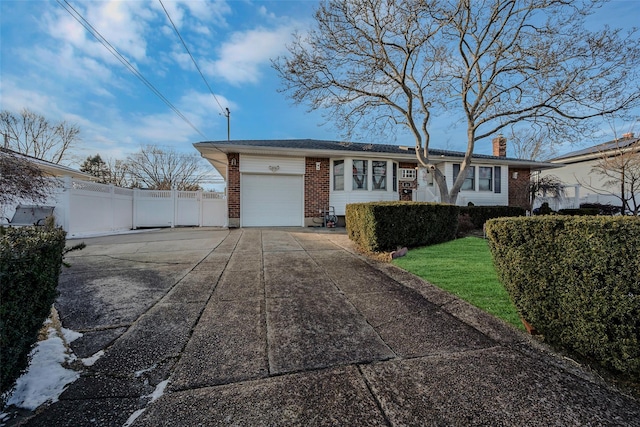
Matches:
[[106, 158, 135, 188], [505, 127, 558, 161], [0, 109, 81, 164], [0, 148, 58, 208], [580, 139, 640, 215], [125, 145, 208, 191], [273, 0, 640, 204]]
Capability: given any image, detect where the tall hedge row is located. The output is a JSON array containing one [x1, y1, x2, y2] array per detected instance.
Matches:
[[485, 216, 640, 379], [346, 202, 459, 252], [459, 205, 526, 228], [0, 226, 67, 397]]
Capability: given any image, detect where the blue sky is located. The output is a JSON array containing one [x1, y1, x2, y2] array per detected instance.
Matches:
[[1, 0, 639, 181]]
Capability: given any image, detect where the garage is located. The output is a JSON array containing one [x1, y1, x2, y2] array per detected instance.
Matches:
[[241, 174, 304, 226]]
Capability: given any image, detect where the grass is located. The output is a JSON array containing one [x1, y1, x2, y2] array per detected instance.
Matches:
[[392, 236, 524, 330]]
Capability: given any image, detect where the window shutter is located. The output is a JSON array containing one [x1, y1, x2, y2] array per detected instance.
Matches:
[[494, 166, 501, 193]]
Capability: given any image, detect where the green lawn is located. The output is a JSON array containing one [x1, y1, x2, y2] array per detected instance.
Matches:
[[392, 237, 524, 330]]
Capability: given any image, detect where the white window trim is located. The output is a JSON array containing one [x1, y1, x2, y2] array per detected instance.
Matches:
[[330, 158, 397, 193]]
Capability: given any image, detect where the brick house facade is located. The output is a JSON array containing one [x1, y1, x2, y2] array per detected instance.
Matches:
[[195, 139, 555, 227], [304, 157, 330, 220]]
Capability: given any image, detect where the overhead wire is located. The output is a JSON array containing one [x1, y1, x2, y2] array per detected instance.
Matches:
[[56, 0, 206, 138], [158, 0, 228, 118]]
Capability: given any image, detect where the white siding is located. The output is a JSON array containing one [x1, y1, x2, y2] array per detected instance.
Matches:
[[240, 154, 304, 174], [439, 162, 509, 206], [329, 158, 398, 215]]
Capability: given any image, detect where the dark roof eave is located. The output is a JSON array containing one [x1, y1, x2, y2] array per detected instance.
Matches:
[[193, 139, 557, 169]]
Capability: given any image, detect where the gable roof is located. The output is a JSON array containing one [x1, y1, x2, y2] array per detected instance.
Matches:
[[550, 134, 640, 164], [194, 139, 557, 179], [0, 148, 94, 180]]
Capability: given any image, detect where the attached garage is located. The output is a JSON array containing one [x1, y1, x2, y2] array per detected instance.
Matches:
[[241, 174, 303, 226], [240, 155, 305, 227]]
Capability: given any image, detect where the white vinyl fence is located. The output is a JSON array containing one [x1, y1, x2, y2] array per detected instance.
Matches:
[[49, 177, 226, 237]]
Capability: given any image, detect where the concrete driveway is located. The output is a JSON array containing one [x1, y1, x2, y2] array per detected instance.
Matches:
[[16, 228, 640, 426]]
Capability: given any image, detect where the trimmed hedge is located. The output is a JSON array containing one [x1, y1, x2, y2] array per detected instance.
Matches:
[[558, 208, 599, 216], [1, 226, 67, 397], [458, 205, 526, 229], [485, 216, 640, 380], [346, 201, 459, 252]]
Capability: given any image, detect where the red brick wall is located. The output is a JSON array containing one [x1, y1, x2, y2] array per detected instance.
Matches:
[[227, 153, 240, 226], [399, 162, 417, 201], [305, 157, 330, 218], [508, 168, 531, 210]]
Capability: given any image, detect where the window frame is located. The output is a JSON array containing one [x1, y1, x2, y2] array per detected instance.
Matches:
[[479, 166, 493, 191], [333, 160, 344, 191], [453, 164, 476, 191], [352, 159, 368, 190], [372, 160, 387, 191]]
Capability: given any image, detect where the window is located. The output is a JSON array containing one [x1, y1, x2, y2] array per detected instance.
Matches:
[[494, 166, 502, 193], [393, 163, 397, 192], [372, 161, 387, 190], [453, 164, 475, 191], [352, 160, 368, 190], [399, 168, 416, 180], [333, 160, 344, 191], [479, 167, 493, 191]]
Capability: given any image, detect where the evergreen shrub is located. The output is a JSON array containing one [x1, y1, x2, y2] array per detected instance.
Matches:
[[346, 201, 458, 252], [0, 225, 67, 397], [458, 205, 526, 229], [485, 216, 640, 379]]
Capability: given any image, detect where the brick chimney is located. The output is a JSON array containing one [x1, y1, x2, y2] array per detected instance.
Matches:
[[622, 132, 635, 139], [492, 135, 507, 157]]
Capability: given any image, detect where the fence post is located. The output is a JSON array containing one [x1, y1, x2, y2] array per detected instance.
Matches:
[[109, 184, 115, 232], [198, 190, 204, 227], [60, 176, 72, 233], [133, 188, 139, 229], [172, 189, 177, 228]]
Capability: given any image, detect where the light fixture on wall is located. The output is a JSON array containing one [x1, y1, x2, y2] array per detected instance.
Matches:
[[316, 162, 321, 171], [512, 171, 519, 179], [230, 158, 237, 166], [269, 165, 280, 172]]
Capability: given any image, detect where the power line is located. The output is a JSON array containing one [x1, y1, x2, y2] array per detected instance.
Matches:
[[158, 0, 227, 117], [158, 0, 230, 140], [56, 0, 206, 138]]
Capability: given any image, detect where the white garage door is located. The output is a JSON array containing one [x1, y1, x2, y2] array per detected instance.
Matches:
[[241, 174, 304, 226]]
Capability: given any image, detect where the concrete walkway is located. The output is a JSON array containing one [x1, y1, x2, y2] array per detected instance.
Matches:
[[15, 228, 640, 426]]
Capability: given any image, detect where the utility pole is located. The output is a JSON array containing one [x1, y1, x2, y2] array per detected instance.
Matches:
[[225, 108, 230, 141]]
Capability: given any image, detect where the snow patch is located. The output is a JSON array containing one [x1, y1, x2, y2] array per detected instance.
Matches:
[[122, 409, 146, 427], [5, 327, 80, 411], [81, 350, 104, 367], [62, 327, 83, 343], [149, 380, 169, 402], [121, 380, 170, 427]]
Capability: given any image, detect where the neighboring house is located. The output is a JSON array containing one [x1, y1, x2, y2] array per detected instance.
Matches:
[[194, 138, 556, 227], [538, 132, 640, 211], [1, 148, 95, 221], [1, 148, 95, 181]]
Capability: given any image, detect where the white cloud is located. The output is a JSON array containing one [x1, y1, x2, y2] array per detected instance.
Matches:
[[205, 26, 294, 85]]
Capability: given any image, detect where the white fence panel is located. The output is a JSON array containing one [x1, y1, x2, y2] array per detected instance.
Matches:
[[202, 193, 227, 227], [4, 177, 227, 236], [176, 191, 200, 226], [135, 190, 175, 228]]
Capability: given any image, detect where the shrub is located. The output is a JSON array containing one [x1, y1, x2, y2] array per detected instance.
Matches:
[[458, 205, 526, 229], [557, 208, 599, 216], [0, 225, 67, 398], [457, 213, 475, 237], [485, 216, 640, 380], [580, 203, 621, 216], [346, 202, 459, 252]]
